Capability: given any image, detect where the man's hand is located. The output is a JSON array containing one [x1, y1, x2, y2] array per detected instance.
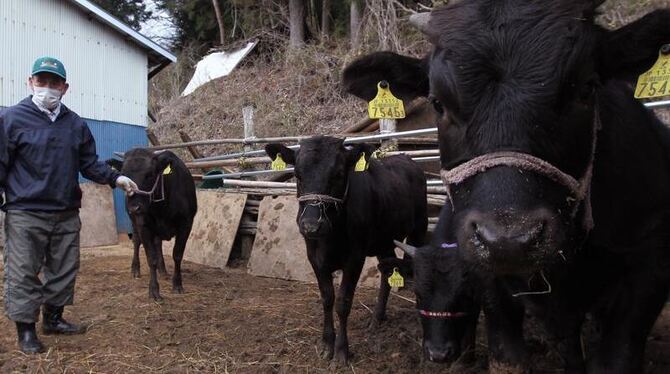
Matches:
[[116, 176, 138, 196]]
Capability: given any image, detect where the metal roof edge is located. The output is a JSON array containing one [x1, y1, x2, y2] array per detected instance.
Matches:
[[67, 0, 177, 63]]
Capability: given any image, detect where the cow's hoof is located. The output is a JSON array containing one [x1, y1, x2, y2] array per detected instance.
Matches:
[[320, 343, 334, 360], [330, 351, 349, 369], [172, 286, 184, 294], [131, 271, 140, 279], [151, 293, 163, 302], [367, 316, 384, 331]]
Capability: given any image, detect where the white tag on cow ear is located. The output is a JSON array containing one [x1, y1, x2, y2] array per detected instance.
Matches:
[[163, 164, 172, 175]]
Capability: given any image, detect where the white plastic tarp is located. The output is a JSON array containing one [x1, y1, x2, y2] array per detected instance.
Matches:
[[181, 41, 257, 96]]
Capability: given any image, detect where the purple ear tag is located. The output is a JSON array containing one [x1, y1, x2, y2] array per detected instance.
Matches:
[[441, 242, 458, 249]]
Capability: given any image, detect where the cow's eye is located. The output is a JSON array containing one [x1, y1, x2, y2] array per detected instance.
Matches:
[[430, 97, 445, 115]]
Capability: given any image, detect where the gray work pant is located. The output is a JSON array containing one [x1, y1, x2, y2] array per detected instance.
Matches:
[[3, 210, 81, 323]]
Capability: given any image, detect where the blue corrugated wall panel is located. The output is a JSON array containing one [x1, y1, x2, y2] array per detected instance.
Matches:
[[80, 119, 147, 233]]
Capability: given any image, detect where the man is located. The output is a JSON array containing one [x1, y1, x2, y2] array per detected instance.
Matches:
[[0, 57, 138, 354]]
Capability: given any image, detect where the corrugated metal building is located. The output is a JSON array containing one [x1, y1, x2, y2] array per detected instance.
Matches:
[[0, 0, 176, 233]]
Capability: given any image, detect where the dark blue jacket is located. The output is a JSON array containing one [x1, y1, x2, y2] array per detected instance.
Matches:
[[0, 96, 120, 211]]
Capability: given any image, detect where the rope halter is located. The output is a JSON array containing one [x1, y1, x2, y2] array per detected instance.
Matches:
[[419, 310, 468, 319], [133, 173, 165, 203], [296, 179, 350, 206], [297, 194, 344, 205], [440, 102, 601, 232]]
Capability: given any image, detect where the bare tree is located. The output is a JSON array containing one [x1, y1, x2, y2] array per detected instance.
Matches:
[[289, 0, 306, 48], [366, 0, 401, 51], [350, 0, 363, 50], [212, 0, 225, 46], [321, 0, 331, 42]]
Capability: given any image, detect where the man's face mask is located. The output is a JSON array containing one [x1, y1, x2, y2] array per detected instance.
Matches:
[[32, 86, 62, 110]]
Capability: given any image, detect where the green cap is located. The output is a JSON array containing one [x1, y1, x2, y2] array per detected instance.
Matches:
[[31, 56, 67, 80]]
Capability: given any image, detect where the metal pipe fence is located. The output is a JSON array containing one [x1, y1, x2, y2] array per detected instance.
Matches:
[[195, 128, 439, 162]]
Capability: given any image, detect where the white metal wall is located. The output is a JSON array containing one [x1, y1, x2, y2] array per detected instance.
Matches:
[[0, 0, 148, 126]]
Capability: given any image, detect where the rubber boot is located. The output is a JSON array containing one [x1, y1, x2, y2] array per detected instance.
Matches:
[[42, 305, 85, 335], [16, 322, 46, 354]]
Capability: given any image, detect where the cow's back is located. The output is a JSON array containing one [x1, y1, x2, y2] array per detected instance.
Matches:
[[590, 82, 670, 250], [345, 155, 427, 256], [583, 82, 670, 303]]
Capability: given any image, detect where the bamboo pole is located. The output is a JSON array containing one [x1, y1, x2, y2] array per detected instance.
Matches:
[[222, 180, 297, 188], [185, 149, 440, 169], [146, 133, 437, 152]]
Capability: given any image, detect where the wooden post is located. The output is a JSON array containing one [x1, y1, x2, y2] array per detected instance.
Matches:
[[380, 118, 398, 151], [242, 106, 256, 176], [243, 106, 255, 153]]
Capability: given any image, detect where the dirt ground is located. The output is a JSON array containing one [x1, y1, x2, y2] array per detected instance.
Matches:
[[0, 246, 668, 374]]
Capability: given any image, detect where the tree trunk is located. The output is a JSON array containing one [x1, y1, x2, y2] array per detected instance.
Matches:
[[321, 0, 331, 42], [290, 0, 306, 48], [350, 0, 363, 50], [212, 0, 225, 46]]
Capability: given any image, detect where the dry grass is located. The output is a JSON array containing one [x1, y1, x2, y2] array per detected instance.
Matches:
[[0, 250, 668, 373], [147, 0, 669, 158], [151, 42, 373, 159]]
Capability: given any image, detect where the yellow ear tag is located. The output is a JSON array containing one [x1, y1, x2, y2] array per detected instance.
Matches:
[[388, 268, 405, 289], [354, 153, 368, 172], [162, 164, 172, 175], [271, 154, 287, 171], [635, 49, 670, 99], [368, 81, 406, 119]]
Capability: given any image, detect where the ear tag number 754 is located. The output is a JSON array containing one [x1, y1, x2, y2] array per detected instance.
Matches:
[[368, 81, 406, 119]]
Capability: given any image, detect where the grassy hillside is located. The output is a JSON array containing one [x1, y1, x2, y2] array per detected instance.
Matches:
[[148, 0, 669, 157]]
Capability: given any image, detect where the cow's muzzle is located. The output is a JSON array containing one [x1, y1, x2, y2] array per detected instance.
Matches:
[[461, 208, 557, 274], [424, 340, 459, 363]]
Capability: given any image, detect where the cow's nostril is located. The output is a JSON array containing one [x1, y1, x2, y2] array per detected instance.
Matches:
[[472, 219, 545, 247], [474, 222, 498, 245], [515, 222, 544, 245], [302, 221, 320, 234], [427, 347, 448, 363]]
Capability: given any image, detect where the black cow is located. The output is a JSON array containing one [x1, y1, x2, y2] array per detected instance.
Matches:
[[394, 200, 481, 364], [108, 149, 197, 301], [342, 2, 670, 372], [265, 136, 428, 365]]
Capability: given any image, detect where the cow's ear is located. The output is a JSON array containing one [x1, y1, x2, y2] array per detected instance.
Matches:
[[106, 158, 124, 171], [342, 51, 429, 102], [264, 143, 296, 165], [345, 143, 376, 167], [155, 150, 178, 174], [597, 10, 670, 82]]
